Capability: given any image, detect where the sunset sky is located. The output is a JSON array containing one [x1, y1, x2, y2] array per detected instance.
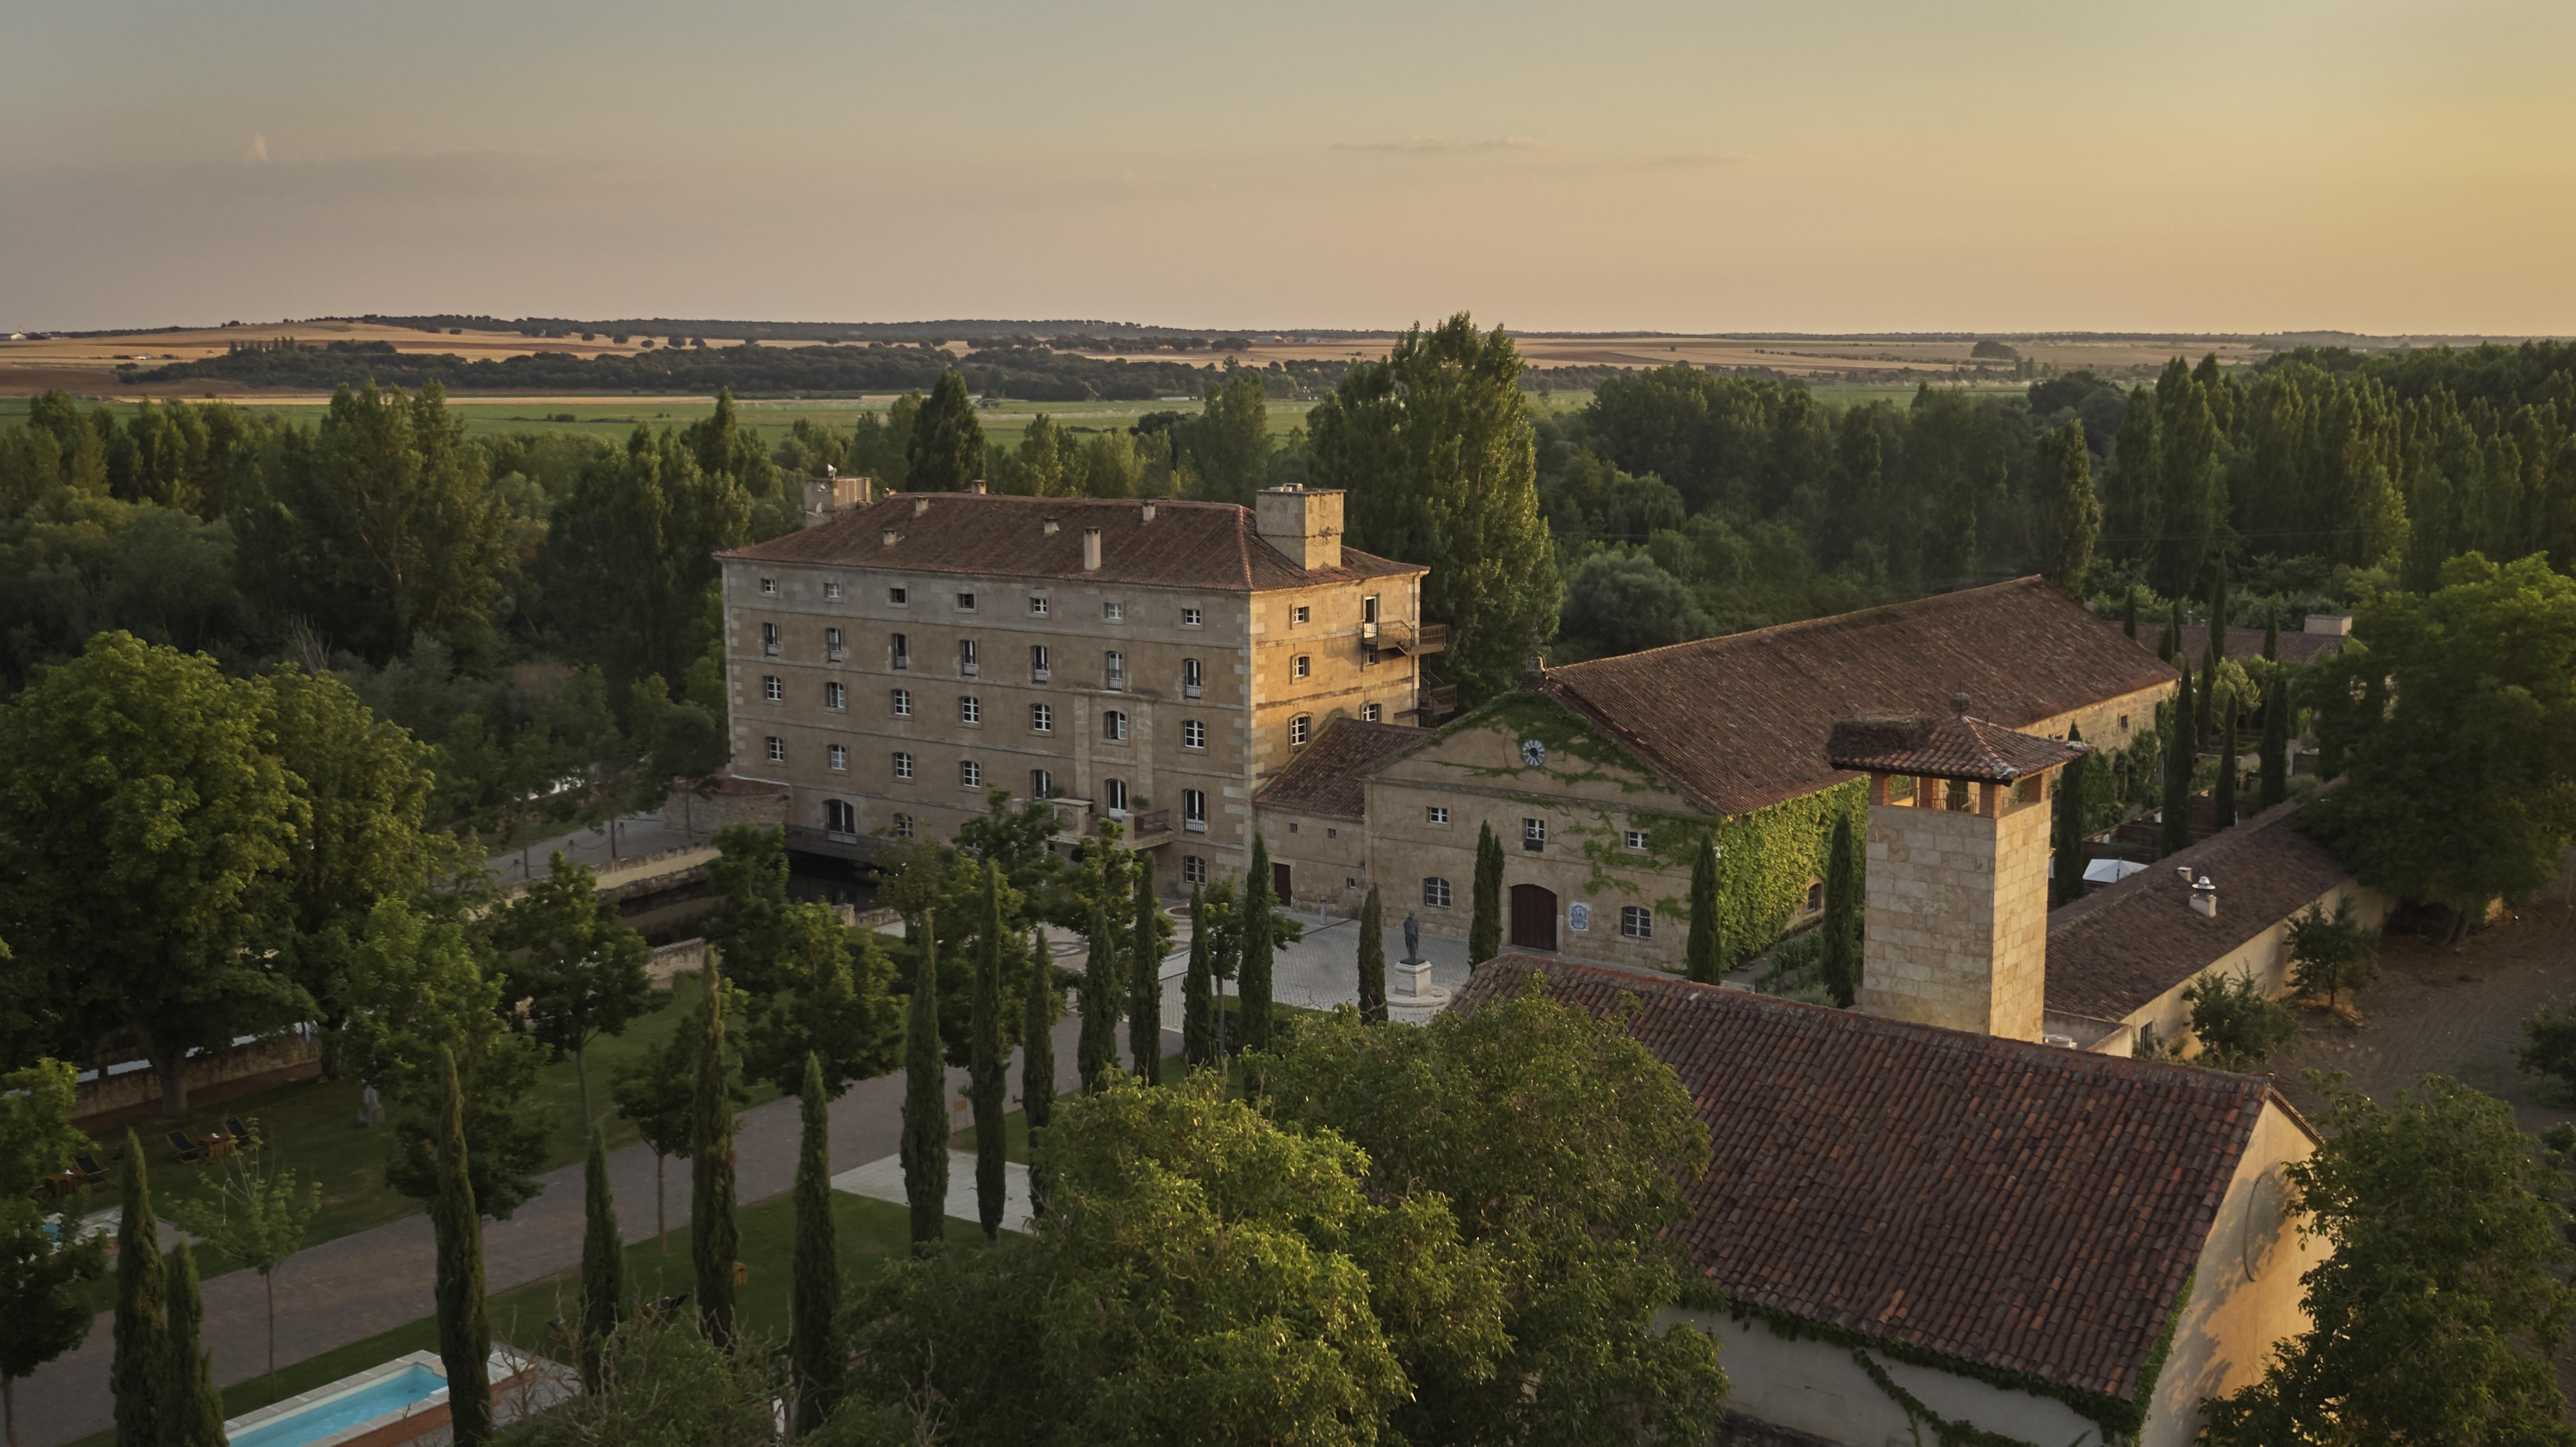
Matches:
[[6, 0, 2572, 334]]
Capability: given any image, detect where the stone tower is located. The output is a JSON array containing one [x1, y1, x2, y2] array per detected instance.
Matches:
[[1825, 698, 2088, 1042]]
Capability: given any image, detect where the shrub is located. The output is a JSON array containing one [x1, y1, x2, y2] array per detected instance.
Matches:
[[2183, 969, 2300, 1070], [2286, 900, 2381, 1011], [2518, 1001, 2576, 1100]]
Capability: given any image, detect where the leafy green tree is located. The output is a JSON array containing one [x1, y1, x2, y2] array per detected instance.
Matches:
[[1468, 823, 1503, 965], [1264, 981, 1730, 1446], [906, 372, 985, 493], [702, 825, 794, 993], [690, 964, 741, 1347], [1684, 833, 1722, 983], [578, 1118, 623, 1395], [1821, 811, 1864, 1008], [1557, 550, 1709, 660], [432, 1049, 494, 1446], [170, 1146, 320, 1390], [2259, 671, 2290, 809], [900, 916, 949, 1249], [157, 1241, 225, 1447], [2283, 900, 2380, 1014], [2037, 418, 2098, 596], [681, 388, 778, 500], [0, 632, 302, 1117], [736, 901, 902, 1099], [111, 1127, 165, 1447], [1127, 864, 1170, 1081], [2163, 668, 2196, 857], [496, 851, 654, 1122], [1356, 883, 1388, 1024], [343, 899, 549, 1216], [494, 1318, 776, 1447], [2204, 1076, 2576, 1446], [971, 866, 1010, 1238], [2152, 358, 2227, 598], [1242, 834, 1278, 1052], [542, 426, 750, 699], [842, 1072, 1506, 1446], [2518, 1000, 2576, 1101], [2304, 554, 2576, 939], [2182, 969, 2298, 1069], [1075, 900, 1121, 1093], [1174, 374, 1273, 505], [612, 976, 741, 1254], [0, 1060, 108, 1445], [2052, 726, 2089, 906], [792, 1054, 844, 1432], [1308, 315, 1561, 706]]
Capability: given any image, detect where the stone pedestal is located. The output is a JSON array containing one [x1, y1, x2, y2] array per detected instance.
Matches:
[[1387, 956, 1451, 1024]]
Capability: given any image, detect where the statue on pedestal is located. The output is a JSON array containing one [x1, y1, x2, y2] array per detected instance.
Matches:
[[1402, 909, 1422, 965]]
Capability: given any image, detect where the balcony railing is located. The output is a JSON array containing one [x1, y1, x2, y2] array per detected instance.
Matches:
[[1379, 621, 1448, 656], [1032, 666, 1051, 683], [1402, 684, 1459, 719], [1361, 618, 1379, 640], [1184, 815, 1207, 833], [1182, 682, 1202, 699], [960, 660, 978, 677], [1105, 673, 1126, 693], [892, 654, 909, 670]]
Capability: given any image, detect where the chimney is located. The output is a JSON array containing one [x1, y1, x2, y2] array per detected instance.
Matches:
[[2303, 613, 2353, 636], [2189, 875, 2218, 918], [970, 479, 988, 495], [1042, 516, 1060, 537], [912, 497, 930, 517], [1140, 501, 1156, 523], [881, 529, 898, 548], [1254, 485, 1344, 571], [1081, 527, 1102, 571]]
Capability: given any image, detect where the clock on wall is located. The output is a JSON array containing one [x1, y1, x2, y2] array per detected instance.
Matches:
[[1520, 738, 1547, 767]]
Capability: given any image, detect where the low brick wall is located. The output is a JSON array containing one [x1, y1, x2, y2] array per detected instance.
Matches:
[[74, 1033, 321, 1123]]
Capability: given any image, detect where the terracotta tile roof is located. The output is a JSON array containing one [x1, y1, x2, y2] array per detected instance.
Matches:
[[1252, 718, 1429, 819], [720, 492, 1425, 592], [2046, 799, 2354, 1021], [1456, 955, 2290, 1399], [1543, 578, 2175, 816], [1826, 709, 2089, 783], [2172, 623, 2347, 668]]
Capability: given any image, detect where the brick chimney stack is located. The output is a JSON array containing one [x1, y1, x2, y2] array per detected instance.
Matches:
[[1254, 485, 1344, 571]]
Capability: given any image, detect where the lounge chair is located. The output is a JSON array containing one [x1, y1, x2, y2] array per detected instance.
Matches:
[[224, 1117, 258, 1149], [167, 1129, 208, 1164], [72, 1152, 110, 1187]]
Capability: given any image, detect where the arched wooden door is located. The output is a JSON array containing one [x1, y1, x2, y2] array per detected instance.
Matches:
[[1509, 883, 1558, 952]]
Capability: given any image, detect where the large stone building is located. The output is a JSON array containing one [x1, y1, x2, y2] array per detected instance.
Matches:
[[1261, 577, 2176, 965], [714, 483, 1433, 893]]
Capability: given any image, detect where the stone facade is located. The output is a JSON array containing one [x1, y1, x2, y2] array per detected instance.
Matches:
[[1859, 776, 2054, 1040]]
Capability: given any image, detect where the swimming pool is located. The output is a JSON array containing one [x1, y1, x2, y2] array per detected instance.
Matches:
[[225, 1362, 445, 1447]]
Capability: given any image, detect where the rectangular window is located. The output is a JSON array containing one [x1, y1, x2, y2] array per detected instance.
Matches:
[[959, 696, 981, 725], [1031, 644, 1051, 683], [1364, 594, 1380, 623], [824, 682, 846, 710], [1362, 702, 1382, 722], [762, 622, 780, 656], [1029, 595, 1049, 617], [959, 638, 978, 676], [1183, 788, 1206, 830], [766, 736, 784, 763], [1426, 806, 1450, 825], [889, 586, 907, 605], [1183, 855, 1207, 884], [1621, 906, 1654, 941], [1290, 714, 1310, 748], [890, 632, 909, 670], [892, 688, 912, 717], [1104, 601, 1124, 622], [1104, 778, 1128, 813], [1182, 606, 1202, 628], [960, 759, 982, 788], [1031, 702, 1053, 732], [1030, 768, 1053, 799], [763, 675, 783, 702], [1103, 710, 1127, 743], [827, 744, 848, 772], [1293, 654, 1311, 680], [1423, 876, 1452, 909], [1292, 605, 1310, 626], [1523, 817, 1546, 852], [892, 751, 914, 781], [1625, 829, 1649, 851], [893, 812, 914, 839], [1182, 657, 1203, 699], [1364, 645, 1380, 667], [1104, 651, 1125, 692], [825, 626, 844, 660], [823, 580, 841, 601], [1183, 718, 1205, 750], [759, 577, 776, 595], [956, 591, 976, 612], [825, 799, 856, 838]]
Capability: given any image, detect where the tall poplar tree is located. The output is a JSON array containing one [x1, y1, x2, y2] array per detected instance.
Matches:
[[1820, 811, 1864, 1008], [1683, 834, 1722, 983], [111, 1130, 165, 1447], [792, 1054, 843, 1432], [577, 1119, 622, 1396], [432, 1049, 492, 1446], [689, 964, 739, 1347], [2038, 419, 2098, 597], [2163, 667, 2197, 858], [2213, 712, 2241, 829], [2051, 726, 2089, 907], [900, 916, 950, 1248], [1356, 883, 1388, 1024], [906, 372, 986, 493], [1182, 890, 1218, 1063], [2259, 672, 2290, 810], [1076, 902, 1119, 1093], [1128, 866, 1164, 1081], [156, 1243, 224, 1447], [1241, 835, 1277, 1053], [1468, 823, 1504, 965], [970, 866, 1008, 1238]]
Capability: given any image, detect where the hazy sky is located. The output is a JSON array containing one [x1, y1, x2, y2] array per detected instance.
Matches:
[[6, 0, 2572, 334]]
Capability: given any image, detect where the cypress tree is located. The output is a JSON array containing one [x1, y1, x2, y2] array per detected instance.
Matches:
[[1241, 835, 1277, 1053], [900, 916, 949, 1248], [578, 1118, 623, 1395], [432, 1049, 492, 1446], [2160, 597, 2183, 664], [2162, 666, 2196, 858], [1182, 888, 1217, 1063], [156, 1242, 223, 1447], [111, 1129, 165, 1447], [791, 1053, 842, 1432], [971, 866, 1008, 1237], [1356, 881, 1388, 1023], [1127, 863, 1161, 1082], [1819, 810, 1863, 1009], [1683, 833, 1723, 983], [2259, 671, 2290, 809], [1467, 823, 1503, 965], [1021, 925, 1055, 1133], [2122, 589, 2138, 641], [2262, 603, 2280, 662], [689, 963, 739, 1347], [2051, 725, 2089, 907], [2209, 573, 2230, 660], [2213, 710, 2240, 830], [1076, 900, 1119, 1092]]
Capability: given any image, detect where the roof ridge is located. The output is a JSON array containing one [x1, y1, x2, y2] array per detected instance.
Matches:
[[1548, 576, 2055, 675], [2046, 795, 2315, 931]]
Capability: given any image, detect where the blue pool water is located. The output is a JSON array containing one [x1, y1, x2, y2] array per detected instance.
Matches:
[[228, 1364, 445, 1447]]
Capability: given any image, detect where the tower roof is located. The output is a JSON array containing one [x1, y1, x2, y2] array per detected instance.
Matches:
[[1826, 704, 2089, 783]]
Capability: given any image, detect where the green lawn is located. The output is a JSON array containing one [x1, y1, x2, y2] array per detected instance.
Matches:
[[67, 977, 778, 1304], [60, 1192, 982, 1447]]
